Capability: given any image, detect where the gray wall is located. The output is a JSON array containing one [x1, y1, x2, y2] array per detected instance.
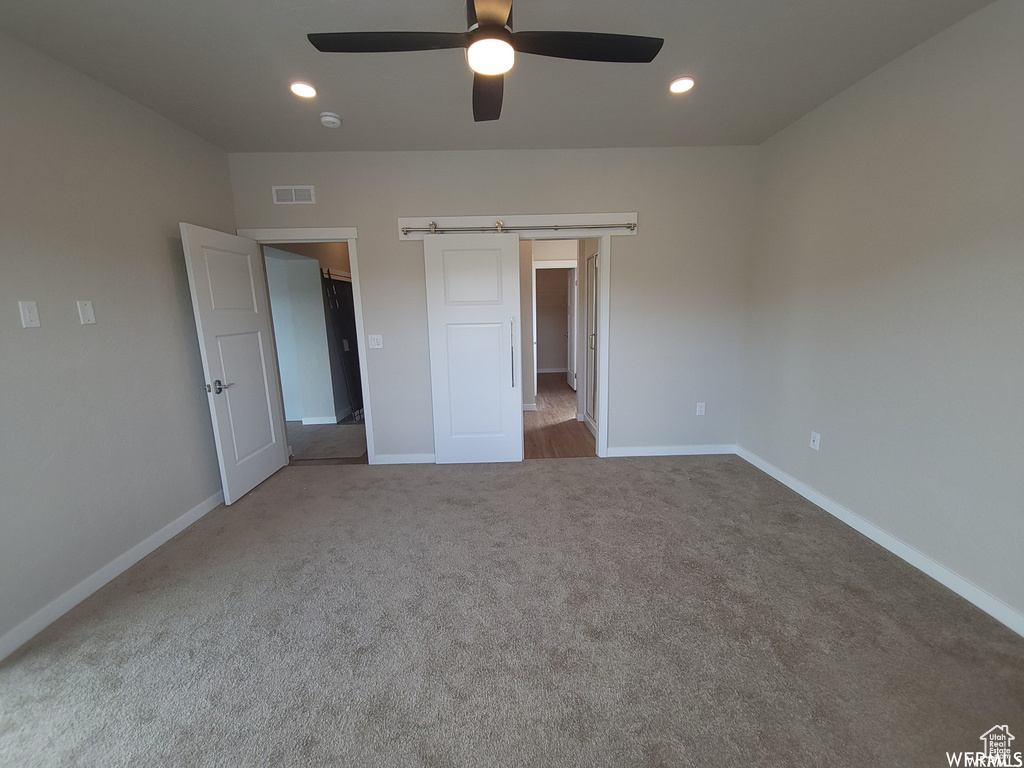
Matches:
[[265, 257, 303, 420], [264, 248, 336, 424], [0, 33, 235, 642], [228, 148, 758, 457], [740, 0, 1024, 614]]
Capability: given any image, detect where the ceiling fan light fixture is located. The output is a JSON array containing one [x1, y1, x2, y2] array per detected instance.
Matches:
[[307, 1, 665, 122], [670, 77, 695, 94], [467, 37, 515, 76], [290, 81, 317, 98]]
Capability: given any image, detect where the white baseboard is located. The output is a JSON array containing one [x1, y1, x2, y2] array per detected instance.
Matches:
[[0, 490, 224, 662], [522, 403, 538, 412], [606, 444, 737, 457], [301, 416, 338, 426], [371, 453, 436, 465], [538, 368, 568, 374], [734, 447, 1024, 638]]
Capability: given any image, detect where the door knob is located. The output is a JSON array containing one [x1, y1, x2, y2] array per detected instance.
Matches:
[[213, 379, 234, 394]]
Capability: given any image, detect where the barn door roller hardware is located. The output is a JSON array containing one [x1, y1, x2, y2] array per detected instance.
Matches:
[[402, 220, 637, 236]]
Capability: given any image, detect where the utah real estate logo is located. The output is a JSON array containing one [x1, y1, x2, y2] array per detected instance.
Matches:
[[947, 726, 1022, 767]]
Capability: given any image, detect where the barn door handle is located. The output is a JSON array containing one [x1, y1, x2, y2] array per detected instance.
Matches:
[[510, 317, 515, 389]]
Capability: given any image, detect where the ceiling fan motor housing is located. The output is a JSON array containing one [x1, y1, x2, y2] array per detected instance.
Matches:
[[468, 26, 512, 45], [467, 0, 513, 31]]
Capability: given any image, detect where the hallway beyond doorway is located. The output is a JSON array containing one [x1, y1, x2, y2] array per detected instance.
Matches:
[[524, 374, 596, 460], [286, 421, 367, 465]]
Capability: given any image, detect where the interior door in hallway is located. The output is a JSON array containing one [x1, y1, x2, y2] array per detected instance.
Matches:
[[567, 268, 577, 391], [585, 252, 599, 427], [180, 223, 288, 504], [424, 233, 523, 463]]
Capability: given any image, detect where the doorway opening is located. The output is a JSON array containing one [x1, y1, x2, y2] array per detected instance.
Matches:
[[262, 242, 367, 464], [401, 212, 629, 462], [523, 239, 598, 460]]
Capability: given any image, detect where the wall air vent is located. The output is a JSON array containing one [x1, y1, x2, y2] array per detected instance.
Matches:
[[272, 185, 315, 204]]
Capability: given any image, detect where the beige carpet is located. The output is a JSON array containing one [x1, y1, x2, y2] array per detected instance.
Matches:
[[286, 421, 366, 460], [1, 456, 1022, 767]]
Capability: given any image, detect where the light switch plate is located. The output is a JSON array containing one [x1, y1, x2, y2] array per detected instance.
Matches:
[[810, 431, 821, 451], [19, 301, 40, 328], [77, 300, 96, 325], [696, 402, 706, 416], [368, 334, 383, 349]]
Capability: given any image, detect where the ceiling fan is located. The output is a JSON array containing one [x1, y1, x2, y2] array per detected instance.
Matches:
[[307, 0, 664, 122]]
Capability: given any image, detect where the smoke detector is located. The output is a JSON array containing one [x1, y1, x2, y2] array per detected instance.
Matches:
[[320, 112, 342, 128]]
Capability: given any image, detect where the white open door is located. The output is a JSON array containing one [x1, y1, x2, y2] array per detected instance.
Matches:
[[180, 223, 288, 504], [567, 268, 577, 391], [585, 252, 599, 428], [424, 233, 523, 464]]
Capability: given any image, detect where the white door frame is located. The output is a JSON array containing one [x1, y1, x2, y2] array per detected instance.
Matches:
[[398, 215, 632, 459], [237, 227, 378, 464]]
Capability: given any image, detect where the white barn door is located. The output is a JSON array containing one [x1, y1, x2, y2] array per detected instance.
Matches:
[[424, 233, 523, 464], [180, 223, 288, 503]]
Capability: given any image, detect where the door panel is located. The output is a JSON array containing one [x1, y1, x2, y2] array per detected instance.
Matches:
[[216, 331, 276, 462], [567, 268, 577, 391], [443, 250, 503, 304], [447, 323, 504, 435], [181, 224, 288, 504], [425, 233, 522, 464], [205, 249, 258, 311]]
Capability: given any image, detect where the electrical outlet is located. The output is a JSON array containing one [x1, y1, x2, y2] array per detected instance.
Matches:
[[19, 301, 40, 328], [368, 334, 383, 349], [696, 402, 706, 416], [810, 431, 821, 451]]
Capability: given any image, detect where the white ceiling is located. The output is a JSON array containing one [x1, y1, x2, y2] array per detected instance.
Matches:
[[0, 0, 993, 152]]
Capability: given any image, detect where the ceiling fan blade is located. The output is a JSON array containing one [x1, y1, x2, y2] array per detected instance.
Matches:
[[473, 73, 504, 122], [471, 0, 514, 28], [511, 31, 663, 62], [308, 31, 468, 53]]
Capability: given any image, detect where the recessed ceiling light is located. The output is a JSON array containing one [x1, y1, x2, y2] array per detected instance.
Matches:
[[670, 77, 695, 94], [290, 82, 317, 98]]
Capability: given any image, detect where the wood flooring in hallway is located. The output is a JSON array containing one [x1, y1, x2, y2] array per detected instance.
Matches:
[[524, 373, 597, 460]]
